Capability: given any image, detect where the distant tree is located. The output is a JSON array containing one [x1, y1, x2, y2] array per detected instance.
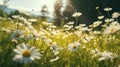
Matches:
[[0, 9, 8, 17], [0, 0, 9, 18], [41, 5, 49, 19], [9, 10, 31, 19], [62, 0, 75, 23], [13, 10, 20, 15], [1, 0, 9, 10], [54, 0, 63, 26]]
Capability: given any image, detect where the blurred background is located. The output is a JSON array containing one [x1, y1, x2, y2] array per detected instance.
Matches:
[[0, 0, 120, 26]]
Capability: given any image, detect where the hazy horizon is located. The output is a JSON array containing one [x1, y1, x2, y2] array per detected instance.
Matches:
[[0, 0, 56, 17]]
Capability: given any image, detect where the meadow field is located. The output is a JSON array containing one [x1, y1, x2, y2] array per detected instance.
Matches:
[[0, 7, 120, 67]]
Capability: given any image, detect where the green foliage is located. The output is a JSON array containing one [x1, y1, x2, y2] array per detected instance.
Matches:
[[70, 0, 120, 24], [0, 9, 8, 18]]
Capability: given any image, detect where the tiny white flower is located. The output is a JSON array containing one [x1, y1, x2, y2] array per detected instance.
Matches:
[[82, 35, 94, 43], [72, 12, 82, 17], [28, 18, 37, 22], [12, 15, 20, 19], [49, 25, 56, 29], [24, 34, 33, 41], [105, 18, 114, 23], [46, 39, 56, 47], [98, 51, 117, 61], [103, 21, 120, 34], [15, 22, 23, 26], [1, 27, 11, 33], [92, 31, 101, 34], [98, 15, 104, 20], [67, 21, 74, 25], [96, 6, 99, 9], [74, 31, 82, 37], [46, 39, 61, 55], [90, 49, 101, 57], [13, 43, 41, 63], [112, 12, 120, 18], [90, 21, 102, 27], [68, 41, 80, 52], [10, 30, 24, 40], [104, 7, 112, 12], [11, 39, 18, 43]]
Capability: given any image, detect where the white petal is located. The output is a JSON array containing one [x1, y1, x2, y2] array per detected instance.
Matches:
[[16, 46, 24, 52], [30, 57, 35, 61], [31, 55, 41, 59], [13, 55, 22, 61], [30, 47, 35, 52], [13, 49, 22, 54]]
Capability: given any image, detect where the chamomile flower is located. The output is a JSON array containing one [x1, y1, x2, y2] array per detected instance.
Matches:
[[28, 18, 37, 22], [67, 21, 74, 25], [112, 12, 120, 18], [46, 39, 61, 55], [72, 12, 82, 17], [95, 6, 99, 10], [68, 41, 81, 52], [46, 39, 56, 47], [12, 15, 20, 19], [10, 30, 24, 40], [105, 18, 114, 23], [103, 21, 120, 34], [98, 15, 104, 20], [90, 21, 102, 27], [104, 7, 112, 12], [13, 43, 41, 63], [98, 51, 117, 61]]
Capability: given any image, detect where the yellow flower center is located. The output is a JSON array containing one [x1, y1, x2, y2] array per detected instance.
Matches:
[[73, 45, 77, 49], [111, 28, 115, 33], [22, 50, 31, 57], [49, 42, 53, 46], [15, 33, 20, 38]]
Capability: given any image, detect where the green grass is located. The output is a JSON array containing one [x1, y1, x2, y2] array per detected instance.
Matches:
[[0, 18, 120, 67]]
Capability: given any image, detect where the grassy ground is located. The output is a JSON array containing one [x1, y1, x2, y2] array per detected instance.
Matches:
[[0, 16, 120, 67]]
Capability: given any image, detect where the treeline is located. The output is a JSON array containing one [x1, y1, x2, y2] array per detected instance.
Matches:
[[0, 9, 31, 19], [70, 0, 120, 24]]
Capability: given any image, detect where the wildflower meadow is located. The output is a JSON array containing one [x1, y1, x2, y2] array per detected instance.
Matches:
[[0, 0, 120, 67]]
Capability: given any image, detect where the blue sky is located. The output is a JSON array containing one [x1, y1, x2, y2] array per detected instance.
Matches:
[[0, 0, 56, 17]]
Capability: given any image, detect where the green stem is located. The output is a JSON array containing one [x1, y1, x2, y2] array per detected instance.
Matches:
[[76, 17, 78, 26], [108, 12, 110, 18], [25, 63, 29, 67]]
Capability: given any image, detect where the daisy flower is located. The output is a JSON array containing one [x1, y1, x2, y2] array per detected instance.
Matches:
[[10, 30, 24, 40], [98, 15, 104, 20], [46, 39, 56, 47], [72, 12, 82, 17], [68, 41, 81, 52], [28, 18, 37, 22], [90, 21, 102, 27], [46, 39, 61, 55], [13, 43, 41, 63], [105, 18, 114, 23], [104, 7, 112, 12], [98, 51, 117, 61], [112, 12, 120, 18], [103, 21, 120, 34], [67, 21, 74, 25], [95, 6, 99, 10]]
